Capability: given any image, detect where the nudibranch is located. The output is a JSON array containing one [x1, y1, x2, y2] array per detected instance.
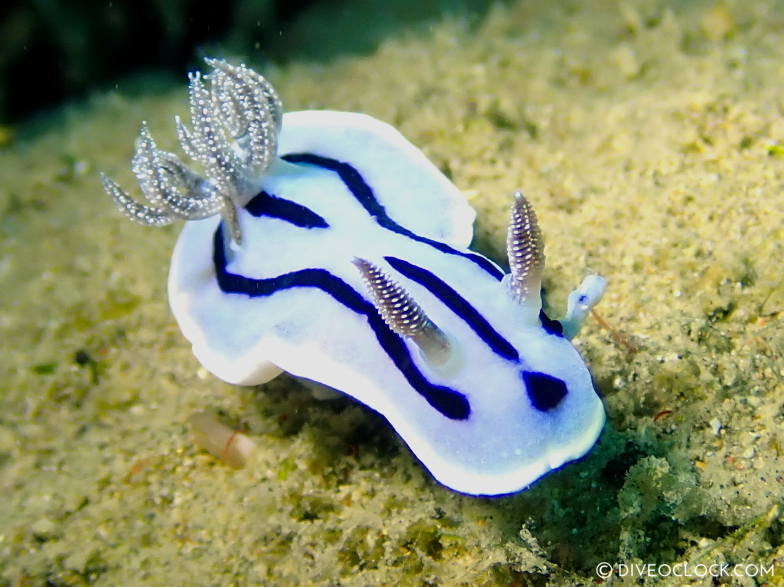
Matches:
[[101, 58, 607, 495]]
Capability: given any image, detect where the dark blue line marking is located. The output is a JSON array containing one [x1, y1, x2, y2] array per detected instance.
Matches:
[[212, 226, 470, 420], [522, 370, 567, 411], [538, 309, 564, 337], [384, 256, 520, 363], [281, 152, 504, 280], [246, 191, 329, 228]]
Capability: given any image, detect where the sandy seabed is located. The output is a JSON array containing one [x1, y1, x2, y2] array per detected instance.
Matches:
[[1, 1, 783, 584]]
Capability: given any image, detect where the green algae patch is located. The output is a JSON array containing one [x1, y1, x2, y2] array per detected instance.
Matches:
[[2, 0, 784, 584]]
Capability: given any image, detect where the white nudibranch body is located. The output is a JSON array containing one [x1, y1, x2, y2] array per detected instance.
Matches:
[[101, 58, 607, 496]]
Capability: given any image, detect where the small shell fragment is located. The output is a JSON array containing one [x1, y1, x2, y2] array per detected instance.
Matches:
[[188, 411, 255, 469]]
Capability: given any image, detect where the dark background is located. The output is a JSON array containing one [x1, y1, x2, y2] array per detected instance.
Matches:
[[0, 0, 505, 124]]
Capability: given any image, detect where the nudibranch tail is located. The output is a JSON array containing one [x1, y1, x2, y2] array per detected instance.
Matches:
[[100, 58, 282, 246], [506, 191, 545, 309], [352, 257, 453, 369]]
